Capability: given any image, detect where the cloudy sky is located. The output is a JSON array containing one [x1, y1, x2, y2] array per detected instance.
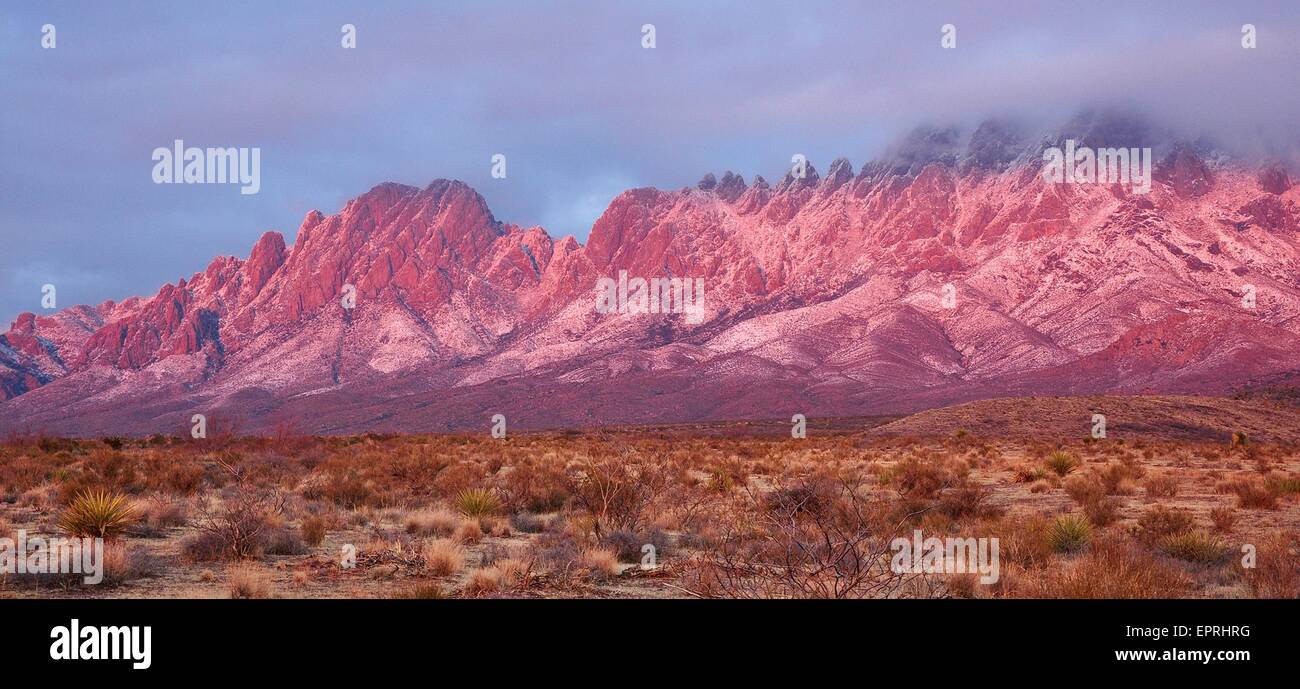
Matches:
[[2, 0, 1298, 326]]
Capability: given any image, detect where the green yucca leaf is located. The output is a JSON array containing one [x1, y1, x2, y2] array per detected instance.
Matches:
[[453, 488, 502, 518], [59, 489, 137, 539]]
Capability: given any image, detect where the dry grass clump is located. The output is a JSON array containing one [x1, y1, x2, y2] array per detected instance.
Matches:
[[993, 514, 1055, 571], [390, 581, 446, 599], [300, 514, 328, 546], [1230, 480, 1279, 509], [1030, 539, 1191, 598], [130, 496, 187, 535], [227, 563, 272, 599], [100, 541, 162, 585], [1063, 476, 1121, 526], [581, 546, 620, 577], [1209, 506, 1237, 533], [1267, 474, 1300, 496], [405, 508, 458, 537], [1143, 475, 1179, 499], [463, 567, 503, 595], [1099, 462, 1140, 494], [1245, 533, 1300, 598], [1133, 505, 1194, 543], [1013, 465, 1049, 483], [421, 538, 464, 576], [453, 518, 483, 544]]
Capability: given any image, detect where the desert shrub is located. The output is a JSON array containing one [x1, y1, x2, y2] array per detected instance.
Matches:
[[1064, 476, 1105, 506], [1031, 539, 1190, 598], [0, 454, 55, 495], [300, 514, 328, 546], [139, 456, 206, 495], [1013, 465, 1048, 483], [565, 455, 668, 538], [1045, 451, 1078, 477], [527, 531, 583, 575], [181, 530, 229, 563], [454, 518, 483, 544], [1230, 480, 1278, 510], [765, 478, 838, 518], [127, 495, 187, 537], [1063, 475, 1120, 526], [883, 456, 963, 499], [601, 528, 672, 563], [691, 478, 931, 599], [58, 490, 137, 539], [432, 463, 486, 499], [1245, 533, 1300, 598], [1159, 531, 1228, 564], [1083, 496, 1122, 527], [1099, 463, 1138, 494], [1047, 514, 1092, 553], [1143, 475, 1179, 498], [938, 479, 1000, 519], [187, 471, 287, 561], [508, 511, 545, 533], [497, 462, 568, 512], [1267, 475, 1300, 495], [1209, 506, 1236, 533], [262, 527, 307, 556], [145, 498, 188, 528], [1133, 505, 1194, 543], [317, 473, 374, 508], [995, 514, 1055, 570], [454, 488, 502, 518]]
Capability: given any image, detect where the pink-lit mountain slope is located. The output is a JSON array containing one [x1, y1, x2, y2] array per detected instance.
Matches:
[[4, 114, 1300, 435]]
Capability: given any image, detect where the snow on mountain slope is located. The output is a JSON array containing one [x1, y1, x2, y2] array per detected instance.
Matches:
[[4, 114, 1299, 435]]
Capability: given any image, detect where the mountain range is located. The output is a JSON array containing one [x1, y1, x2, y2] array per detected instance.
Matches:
[[3, 112, 1299, 436]]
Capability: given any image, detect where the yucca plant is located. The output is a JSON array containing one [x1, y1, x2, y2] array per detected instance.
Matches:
[[1159, 531, 1228, 564], [1048, 514, 1092, 553], [454, 488, 502, 518], [59, 489, 137, 539], [1045, 451, 1078, 477], [1267, 475, 1300, 495]]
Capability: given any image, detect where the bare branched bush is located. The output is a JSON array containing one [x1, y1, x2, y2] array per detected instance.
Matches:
[[564, 442, 668, 538], [185, 460, 286, 561], [687, 475, 939, 599]]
